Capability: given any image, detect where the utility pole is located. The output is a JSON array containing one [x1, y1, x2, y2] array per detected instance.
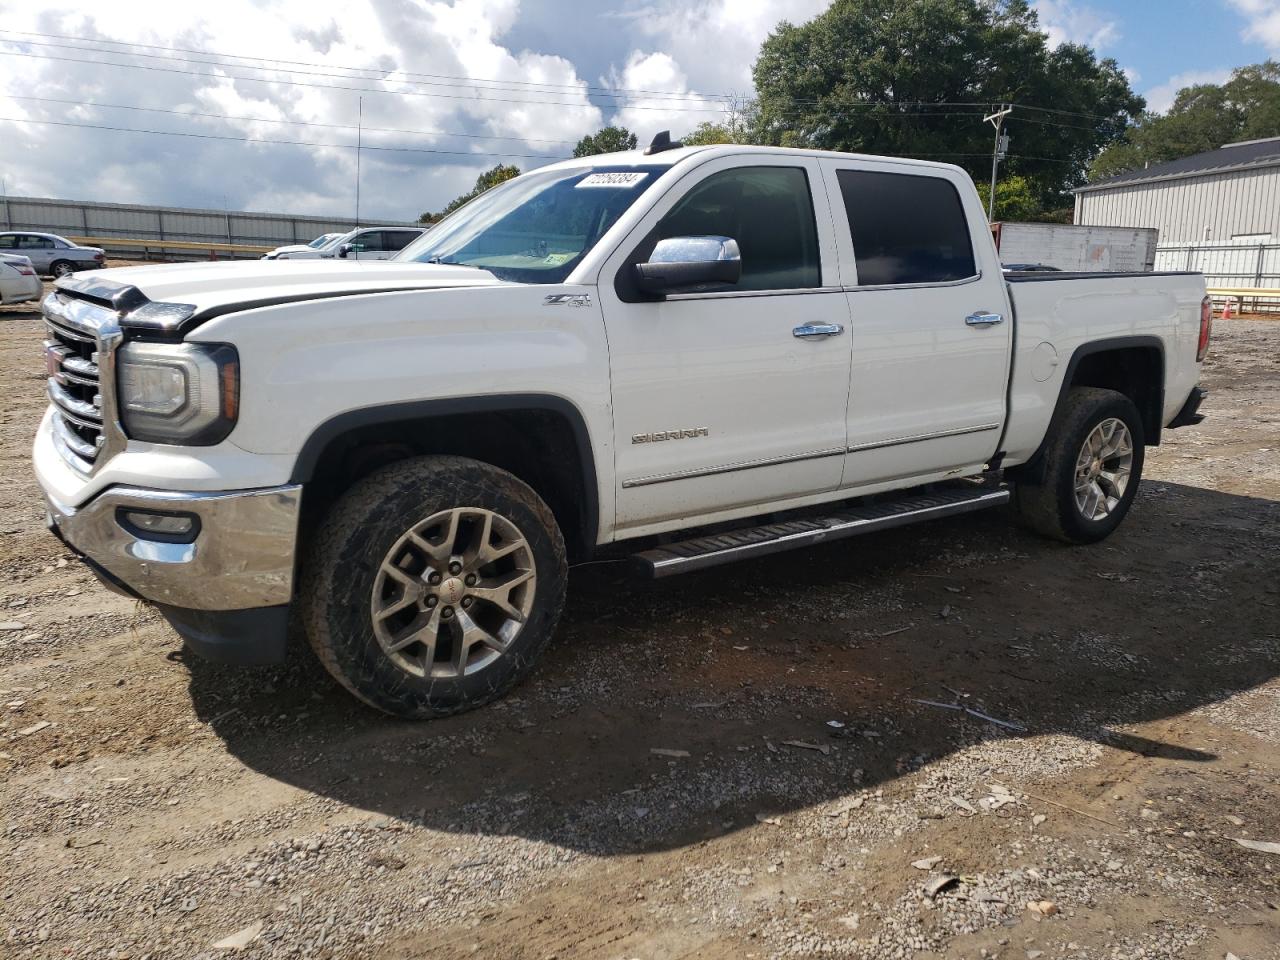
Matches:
[[354, 96, 363, 227], [983, 105, 1012, 222]]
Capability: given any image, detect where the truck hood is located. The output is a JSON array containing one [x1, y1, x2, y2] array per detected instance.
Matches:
[[67, 259, 504, 318]]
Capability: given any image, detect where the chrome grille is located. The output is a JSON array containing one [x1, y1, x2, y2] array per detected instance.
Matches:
[[42, 292, 124, 475]]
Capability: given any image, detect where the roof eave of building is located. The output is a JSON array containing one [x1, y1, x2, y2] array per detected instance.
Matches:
[[1075, 155, 1280, 194]]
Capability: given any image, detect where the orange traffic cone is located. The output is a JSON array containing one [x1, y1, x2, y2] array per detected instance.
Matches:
[[1222, 297, 1233, 319]]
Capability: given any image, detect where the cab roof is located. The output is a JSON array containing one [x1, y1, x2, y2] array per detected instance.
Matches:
[[537, 143, 965, 176]]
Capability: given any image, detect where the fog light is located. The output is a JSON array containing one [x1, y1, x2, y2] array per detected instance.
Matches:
[[117, 509, 199, 542]]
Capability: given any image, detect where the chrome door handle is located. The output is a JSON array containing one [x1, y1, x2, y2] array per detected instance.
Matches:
[[792, 323, 845, 339], [965, 312, 1004, 327]]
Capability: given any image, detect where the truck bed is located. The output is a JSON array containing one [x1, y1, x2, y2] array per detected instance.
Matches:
[[1000, 270, 1206, 469]]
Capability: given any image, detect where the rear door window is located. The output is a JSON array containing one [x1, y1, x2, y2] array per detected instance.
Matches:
[[835, 170, 976, 286], [384, 231, 420, 251]]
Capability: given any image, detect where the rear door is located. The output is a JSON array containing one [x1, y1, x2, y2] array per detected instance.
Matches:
[[598, 157, 852, 535], [382, 230, 422, 257], [820, 161, 1012, 488], [17, 235, 54, 272]]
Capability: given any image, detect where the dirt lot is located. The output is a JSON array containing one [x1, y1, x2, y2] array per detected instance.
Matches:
[[2, 280, 1278, 960]]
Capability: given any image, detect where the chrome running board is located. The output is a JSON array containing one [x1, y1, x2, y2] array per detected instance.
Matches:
[[632, 487, 1010, 578]]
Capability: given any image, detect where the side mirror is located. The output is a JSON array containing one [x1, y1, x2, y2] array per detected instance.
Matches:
[[634, 236, 741, 296], [337, 243, 352, 259]]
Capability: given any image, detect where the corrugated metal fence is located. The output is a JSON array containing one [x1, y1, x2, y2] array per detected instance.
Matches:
[[1155, 239, 1280, 313], [0, 194, 417, 259], [1155, 239, 1280, 286]]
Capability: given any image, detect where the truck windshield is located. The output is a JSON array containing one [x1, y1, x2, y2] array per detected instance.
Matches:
[[396, 165, 665, 283]]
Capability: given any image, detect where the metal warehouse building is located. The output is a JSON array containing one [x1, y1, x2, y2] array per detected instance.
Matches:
[[1074, 136, 1280, 243]]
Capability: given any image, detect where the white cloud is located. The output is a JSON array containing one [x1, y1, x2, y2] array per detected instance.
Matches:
[[1226, 0, 1280, 52], [603, 51, 730, 144], [0, 0, 837, 216], [610, 0, 828, 93], [0, 0, 604, 219], [1032, 0, 1121, 50], [599, 0, 828, 141], [1144, 68, 1234, 114]]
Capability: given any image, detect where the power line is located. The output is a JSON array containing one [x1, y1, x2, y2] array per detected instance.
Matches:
[[0, 30, 1132, 127], [0, 35, 734, 108], [0, 113, 1080, 168], [8, 95, 580, 146], [0, 115, 568, 161], [0, 28, 738, 103], [9, 94, 1099, 147], [0, 38, 1127, 130], [0, 48, 737, 113]]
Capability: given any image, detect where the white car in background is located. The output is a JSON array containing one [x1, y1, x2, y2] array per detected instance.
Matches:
[[262, 226, 426, 261], [0, 253, 43, 305], [260, 232, 345, 260]]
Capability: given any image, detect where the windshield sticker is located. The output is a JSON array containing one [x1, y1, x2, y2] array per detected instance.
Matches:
[[576, 171, 649, 189], [543, 252, 575, 265]]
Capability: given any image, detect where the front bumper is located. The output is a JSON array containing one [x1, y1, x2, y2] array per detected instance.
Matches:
[[44, 483, 302, 664]]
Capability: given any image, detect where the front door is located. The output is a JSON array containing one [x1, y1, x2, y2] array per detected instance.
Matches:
[[598, 157, 853, 535], [820, 161, 1012, 488]]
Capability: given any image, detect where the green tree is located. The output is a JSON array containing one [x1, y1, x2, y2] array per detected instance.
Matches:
[[680, 121, 737, 146], [680, 110, 766, 146], [419, 163, 520, 223], [1090, 61, 1280, 181], [751, 0, 1141, 206], [974, 174, 1043, 221], [572, 125, 638, 157]]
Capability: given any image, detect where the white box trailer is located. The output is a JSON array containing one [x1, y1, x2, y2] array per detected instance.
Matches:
[[992, 222, 1159, 272]]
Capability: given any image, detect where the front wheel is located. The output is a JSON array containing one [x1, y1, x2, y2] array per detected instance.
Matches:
[[1013, 387, 1146, 544], [300, 455, 568, 719]]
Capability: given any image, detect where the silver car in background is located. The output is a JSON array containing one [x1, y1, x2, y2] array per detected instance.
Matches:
[[0, 232, 105, 278], [0, 253, 43, 305]]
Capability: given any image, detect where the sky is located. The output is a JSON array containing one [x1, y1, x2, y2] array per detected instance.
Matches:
[[0, 0, 1276, 223]]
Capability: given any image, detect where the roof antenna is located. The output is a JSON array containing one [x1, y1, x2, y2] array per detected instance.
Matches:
[[644, 130, 684, 155]]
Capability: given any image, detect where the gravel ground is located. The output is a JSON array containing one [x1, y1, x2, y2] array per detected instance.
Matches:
[[2, 277, 1278, 959]]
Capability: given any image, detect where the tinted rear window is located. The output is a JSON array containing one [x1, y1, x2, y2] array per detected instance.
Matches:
[[836, 170, 976, 286]]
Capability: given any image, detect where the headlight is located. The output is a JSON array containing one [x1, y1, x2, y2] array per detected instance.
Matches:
[[117, 342, 239, 444]]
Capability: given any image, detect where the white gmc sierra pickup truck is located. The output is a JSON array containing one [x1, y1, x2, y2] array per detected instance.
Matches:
[[34, 137, 1210, 719]]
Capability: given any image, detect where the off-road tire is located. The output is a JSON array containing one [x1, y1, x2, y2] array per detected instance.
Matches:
[[300, 455, 567, 719], [1013, 386, 1146, 544]]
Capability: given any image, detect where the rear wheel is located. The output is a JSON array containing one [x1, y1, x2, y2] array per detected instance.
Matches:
[[301, 455, 567, 719], [1013, 387, 1145, 544], [50, 260, 75, 278]]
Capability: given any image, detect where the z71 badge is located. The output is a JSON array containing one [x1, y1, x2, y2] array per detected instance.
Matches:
[[543, 293, 592, 307], [632, 427, 709, 444]]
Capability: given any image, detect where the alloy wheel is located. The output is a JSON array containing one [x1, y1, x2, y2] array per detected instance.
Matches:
[[1073, 417, 1133, 521], [371, 507, 537, 678]]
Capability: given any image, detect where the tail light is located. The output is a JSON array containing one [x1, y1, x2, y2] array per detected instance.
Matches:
[[1197, 295, 1212, 362], [94, 253, 105, 262], [16, 264, 35, 276]]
